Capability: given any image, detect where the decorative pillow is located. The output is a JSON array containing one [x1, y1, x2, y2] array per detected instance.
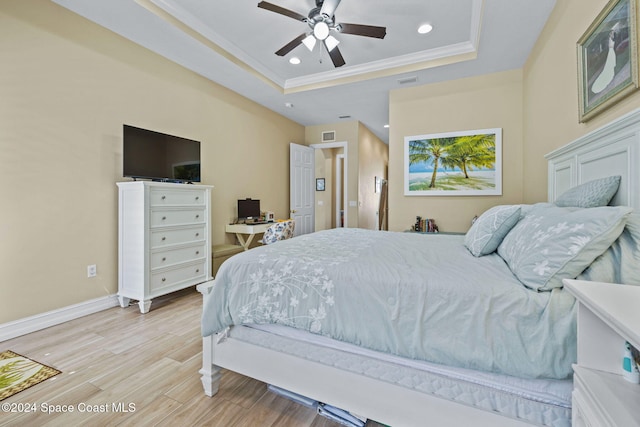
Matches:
[[464, 205, 522, 257], [577, 213, 640, 286], [497, 204, 632, 291], [554, 176, 621, 208], [262, 220, 295, 244]]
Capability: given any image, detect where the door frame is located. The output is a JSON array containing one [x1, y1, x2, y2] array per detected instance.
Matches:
[[310, 141, 348, 229]]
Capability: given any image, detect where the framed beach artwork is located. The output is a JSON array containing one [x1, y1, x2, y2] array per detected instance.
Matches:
[[577, 0, 639, 122], [404, 128, 502, 196]]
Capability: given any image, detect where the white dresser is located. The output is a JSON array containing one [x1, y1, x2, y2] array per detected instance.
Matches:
[[564, 279, 640, 427], [117, 181, 213, 313]]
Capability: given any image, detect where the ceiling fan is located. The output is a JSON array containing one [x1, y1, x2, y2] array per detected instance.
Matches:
[[257, 0, 387, 67]]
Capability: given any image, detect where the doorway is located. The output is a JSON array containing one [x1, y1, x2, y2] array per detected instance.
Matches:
[[310, 141, 348, 230]]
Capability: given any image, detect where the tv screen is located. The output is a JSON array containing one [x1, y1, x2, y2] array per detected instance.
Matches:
[[123, 124, 201, 182], [238, 199, 260, 220]]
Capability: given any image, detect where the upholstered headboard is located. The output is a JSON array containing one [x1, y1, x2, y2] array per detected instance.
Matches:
[[546, 109, 640, 210]]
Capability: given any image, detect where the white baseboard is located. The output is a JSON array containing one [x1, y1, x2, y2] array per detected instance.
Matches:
[[0, 295, 120, 342]]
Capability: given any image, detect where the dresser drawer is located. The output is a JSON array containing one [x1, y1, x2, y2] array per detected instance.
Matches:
[[150, 226, 205, 248], [150, 208, 205, 227], [149, 188, 206, 206], [150, 244, 206, 269], [150, 262, 206, 292]]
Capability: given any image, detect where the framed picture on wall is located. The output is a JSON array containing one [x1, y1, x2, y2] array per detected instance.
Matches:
[[577, 0, 639, 122], [404, 128, 502, 196], [316, 178, 325, 191]]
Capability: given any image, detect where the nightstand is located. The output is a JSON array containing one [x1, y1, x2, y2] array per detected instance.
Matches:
[[563, 279, 640, 427]]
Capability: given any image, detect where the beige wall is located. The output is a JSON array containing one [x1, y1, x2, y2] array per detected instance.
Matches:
[[388, 70, 525, 233], [357, 123, 389, 230], [313, 147, 335, 230], [0, 0, 304, 323], [306, 121, 388, 230], [306, 121, 360, 228], [523, 0, 640, 203]]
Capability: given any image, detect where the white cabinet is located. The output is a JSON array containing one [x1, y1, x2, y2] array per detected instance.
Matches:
[[117, 181, 213, 313], [564, 279, 640, 427]]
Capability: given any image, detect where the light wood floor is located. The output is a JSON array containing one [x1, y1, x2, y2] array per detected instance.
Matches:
[[0, 289, 384, 426]]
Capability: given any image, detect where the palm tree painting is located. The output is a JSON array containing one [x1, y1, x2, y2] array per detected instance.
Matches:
[[404, 128, 502, 196]]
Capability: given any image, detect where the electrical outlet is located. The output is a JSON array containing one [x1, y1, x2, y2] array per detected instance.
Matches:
[[87, 264, 97, 278]]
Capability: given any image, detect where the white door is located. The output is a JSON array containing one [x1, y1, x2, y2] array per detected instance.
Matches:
[[290, 143, 315, 236]]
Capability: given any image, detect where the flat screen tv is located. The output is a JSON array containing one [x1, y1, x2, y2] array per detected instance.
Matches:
[[238, 199, 260, 220], [123, 124, 201, 182]]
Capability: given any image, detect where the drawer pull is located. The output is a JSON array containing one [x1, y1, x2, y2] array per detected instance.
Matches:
[[195, 214, 200, 219], [195, 196, 200, 201], [196, 251, 200, 255], [162, 237, 166, 241], [195, 233, 200, 237], [162, 257, 166, 262], [196, 269, 200, 273], [162, 277, 166, 282], [162, 216, 167, 221], [161, 195, 166, 200]]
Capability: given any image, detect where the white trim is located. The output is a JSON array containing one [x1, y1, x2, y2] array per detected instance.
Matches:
[[0, 295, 119, 342], [336, 153, 345, 228]]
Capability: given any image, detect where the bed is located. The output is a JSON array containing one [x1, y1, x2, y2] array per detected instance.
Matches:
[[199, 108, 640, 427]]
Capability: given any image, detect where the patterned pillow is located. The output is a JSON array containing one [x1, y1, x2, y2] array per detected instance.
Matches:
[[464, 205, 522, 257], [497, 204, 632, 291], [262, 220, 295, 244], [554, 176, 621, 208]]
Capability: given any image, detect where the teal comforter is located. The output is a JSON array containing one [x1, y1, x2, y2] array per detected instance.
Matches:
[[201, 228, 577, 379]]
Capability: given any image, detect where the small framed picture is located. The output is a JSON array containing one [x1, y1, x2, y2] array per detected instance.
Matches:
[[316, 178, 325, 191]]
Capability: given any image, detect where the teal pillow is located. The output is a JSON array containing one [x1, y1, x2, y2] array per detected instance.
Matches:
[[554, 176, 621, 208], [464, 205, 521, 257], [497, 204, 632, 291]]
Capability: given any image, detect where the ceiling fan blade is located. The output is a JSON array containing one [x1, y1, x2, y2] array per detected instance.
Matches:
[[275, 33, 307, 56], [327, 43, 345, 67], [339, 23, 387, 39], [320, 0, 341, 18], [257, 1, 307, 22]]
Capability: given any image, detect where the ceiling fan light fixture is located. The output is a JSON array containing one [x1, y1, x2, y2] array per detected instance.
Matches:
[[302, 34, 317, 51], [313, 21, 330, 40], [325, 35, 340, 52]]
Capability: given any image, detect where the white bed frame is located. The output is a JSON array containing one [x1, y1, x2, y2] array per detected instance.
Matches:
[[199, 108, 640, 426]]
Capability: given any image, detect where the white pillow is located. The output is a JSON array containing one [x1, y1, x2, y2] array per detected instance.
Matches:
[[464, 205, 521, 257], [554, 176, 621, 208], [497, 204, 632, 291]]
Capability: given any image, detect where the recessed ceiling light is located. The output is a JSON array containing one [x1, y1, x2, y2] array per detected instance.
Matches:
[[289, 57, 301, 65], [418, 23, 433, 34]]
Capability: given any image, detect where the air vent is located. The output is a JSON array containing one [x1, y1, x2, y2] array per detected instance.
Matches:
[[322, 131, 336, 142], [338, 115, 351, 119], [397, 76, 418, 85]]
